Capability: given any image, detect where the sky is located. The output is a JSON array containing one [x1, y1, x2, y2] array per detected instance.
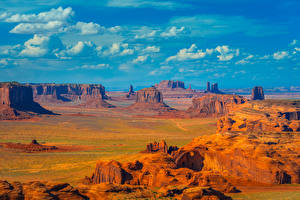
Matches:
[[0, 0, 299, 90]]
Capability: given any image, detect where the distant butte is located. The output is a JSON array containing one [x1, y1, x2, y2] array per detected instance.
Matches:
[[251, 86, 265, 100], [128, 86, 175, 112], [29, 83, 114, 108], [0, 82, 55, 120]]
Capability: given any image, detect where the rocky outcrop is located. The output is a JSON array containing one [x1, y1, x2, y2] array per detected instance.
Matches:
[[30, 83, 113, 108], [0, 82, 54, 120], [0, 179, 231, 200], [86, 160, 132, 184], [176, 132, 300, 185], [128, 87, 174, 112], [186, 94, 246, 117], [0, 140, 58, 152], [217, 100, 300, 133], [251, 86, 264, 100], [126, 85, 135, 98], [154, 80, 205, 99], [136, 87, 163, 103], [181, 187, 232, 200], [205, 82, 223, 94], [0, 180, 87, 200], [142, 140, 169, 153]]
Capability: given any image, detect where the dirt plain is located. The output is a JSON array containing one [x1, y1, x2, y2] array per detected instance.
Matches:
[[0, 91, 299, 199]]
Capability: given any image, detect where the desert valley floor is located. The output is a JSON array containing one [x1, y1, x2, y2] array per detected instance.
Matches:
[[1, 90, 300, 199]]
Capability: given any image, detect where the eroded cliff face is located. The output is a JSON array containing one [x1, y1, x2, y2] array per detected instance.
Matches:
[[251, 86, 264, 100], [128, 87, 174, 112], [181, 133, 300, 185], [155, 80, 185, 90], [186, 94, 246, 117], [135, 87, 163, 103], [0, 82, 54, 120], [83, 130, 300, 192], [30, 83, 113, 108], [217, 100, 300, 133]]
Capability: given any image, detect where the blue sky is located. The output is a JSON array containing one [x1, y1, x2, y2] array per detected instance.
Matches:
[[0, 0, 299, 90]]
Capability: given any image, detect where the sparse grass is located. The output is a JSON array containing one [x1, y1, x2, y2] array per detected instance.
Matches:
[[0, 108, 216, 184]]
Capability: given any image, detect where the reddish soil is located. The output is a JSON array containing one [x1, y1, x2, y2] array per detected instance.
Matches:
[[0, 140, 96, 153]]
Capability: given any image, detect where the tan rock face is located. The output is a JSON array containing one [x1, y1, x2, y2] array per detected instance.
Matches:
[[217, 100, 300, 133], [142, 140, 169, 153], [0, 82, 54, 120], [187, 94, 246, 117], [155, 80, 185, 90], [251, 86, 264, 100], [183, 133, 300, 185], [30, 83, 113, 108], [85, 129, 300, 190], [136, 87, 163, 103], [88, 161, 132, 184], [128, 87, 175, 112]]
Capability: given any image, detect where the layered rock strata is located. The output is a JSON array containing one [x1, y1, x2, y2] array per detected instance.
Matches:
[[0, 82, 54, 120], [30, 83, 113, 108], [128, 87, 174, 112], [217, 100, 300, 133], [251, 86, 264, 100], [186, 94, 246, 117]]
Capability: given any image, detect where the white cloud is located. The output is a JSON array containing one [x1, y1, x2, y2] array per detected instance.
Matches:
[[161, 26, 184, 37], [232, 70, 246, 78], [0, 12, 9, 20], [133, 55, 148, 63], [76, 64, 110, 70], [107, 0, 184, 10], [0, 58, 8, 67], [108, 26, 122, 32], [169, 15, 282, 37], [149, 65, 172, 75], [19, 34, 63, 57], [103, 43, 134, 56], [135, 30, 157, 39], [273, 51, 289, 60], [72, 22, 103, 35], [290, 39, 298, 46], [10, 20, 64, 34], [215, 45, 239, 61], [57, 41, 96, 58], [109, 43, 121, 54], [143, 46, 160, 53], [5, 7, 74, 23], [166, 44, 207, 62], [120, 48, 134, 55], [0, 44, 22, 56], [235, 54, 254, 65]]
